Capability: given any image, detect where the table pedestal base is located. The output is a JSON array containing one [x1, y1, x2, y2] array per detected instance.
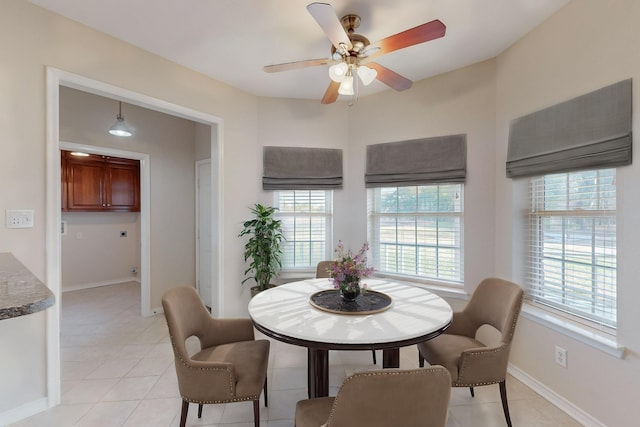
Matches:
[[307, 347, 400, 398]]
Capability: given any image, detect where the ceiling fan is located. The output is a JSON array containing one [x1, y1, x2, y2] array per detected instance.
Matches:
[[263, 2, 446, 104]]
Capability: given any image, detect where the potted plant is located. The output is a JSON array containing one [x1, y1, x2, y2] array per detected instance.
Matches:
[[239, 203, 284, 296]]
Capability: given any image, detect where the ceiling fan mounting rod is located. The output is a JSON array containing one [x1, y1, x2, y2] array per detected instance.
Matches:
[[340, 14, 361, 33], [345, 56, 358, 67]]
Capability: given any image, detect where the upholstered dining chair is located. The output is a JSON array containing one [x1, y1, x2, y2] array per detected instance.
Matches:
[[295, 366, 451, 427], [162, 286, 270, 427], [315, 260, 333, 279], [315, 261, 377, 365], [417, 277, 524, 427]]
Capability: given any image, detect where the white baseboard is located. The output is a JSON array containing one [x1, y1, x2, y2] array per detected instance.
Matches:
[[0, 397, 49, 427], [62, 277, 140, 293], [508, 363, 605, 427]]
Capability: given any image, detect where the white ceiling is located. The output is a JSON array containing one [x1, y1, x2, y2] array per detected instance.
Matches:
[[30, 0, 569, 102]]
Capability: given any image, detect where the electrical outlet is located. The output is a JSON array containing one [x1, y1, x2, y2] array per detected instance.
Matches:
[[555, 346, 568, 368], [6, 209, 34, 228]]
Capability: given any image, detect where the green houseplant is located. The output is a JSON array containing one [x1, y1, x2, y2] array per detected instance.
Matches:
[[239, 204, 284, 295]]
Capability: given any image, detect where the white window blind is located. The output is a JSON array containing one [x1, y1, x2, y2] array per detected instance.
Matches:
[[368, 184, 464, 283], [527, 169, 617, 329], [275, 190, 332, 270]]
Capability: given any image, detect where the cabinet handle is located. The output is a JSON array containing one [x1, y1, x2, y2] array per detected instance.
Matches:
[[102, 204, 106, 207], [107, 204, 111, 206]]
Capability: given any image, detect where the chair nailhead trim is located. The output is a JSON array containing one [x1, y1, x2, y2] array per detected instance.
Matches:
[[166, 329, 236, 396], [458, 344, 507, 383], [183, 396, 259, 404], [457, 295, 523, 387]]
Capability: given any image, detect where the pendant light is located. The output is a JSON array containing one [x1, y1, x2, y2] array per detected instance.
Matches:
[[108, 101, 132, 137]]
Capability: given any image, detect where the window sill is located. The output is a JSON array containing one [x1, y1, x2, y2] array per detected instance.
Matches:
[[275, 270, 315, 285], [521, 303, 625, 359], [373, 273, 469, 301]]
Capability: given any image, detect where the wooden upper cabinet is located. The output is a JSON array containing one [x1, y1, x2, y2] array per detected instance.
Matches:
[[62, 150, 140, 212], [107, 160, 140, 210], [66, 156, 105, 210]]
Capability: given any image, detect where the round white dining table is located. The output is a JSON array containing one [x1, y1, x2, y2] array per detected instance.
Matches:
[[248, 278, 453, 398]]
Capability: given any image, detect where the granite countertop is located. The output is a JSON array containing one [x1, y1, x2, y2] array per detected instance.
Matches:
[[0, 253, 55, 320]]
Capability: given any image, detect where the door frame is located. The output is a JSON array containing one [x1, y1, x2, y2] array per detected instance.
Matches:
[[196, 158, 217, 314], [45, 67, 224, 406]]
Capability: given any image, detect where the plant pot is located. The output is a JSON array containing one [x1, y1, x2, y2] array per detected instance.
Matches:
[[250, 284, 276, 297]]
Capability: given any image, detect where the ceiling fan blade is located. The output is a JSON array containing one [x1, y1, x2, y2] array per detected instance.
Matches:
[[307, 2, 353, 51], [366, 62, 413, 91], [321, 81, 340, 104], [365, 19, 446, 62], [263, 58, 332, 73]]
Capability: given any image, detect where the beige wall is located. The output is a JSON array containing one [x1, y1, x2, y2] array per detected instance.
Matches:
[[256, 97, 351, 251], [495, 1, 640, 425], [61, 212, 140, 290], [2, 0, 640, 425], [256, 61, 497, 292], [349, 60, 497, 291], [0, 0, 257, 415]]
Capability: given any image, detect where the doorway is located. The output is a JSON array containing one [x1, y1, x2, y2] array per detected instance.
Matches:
[[59, 142, 144, 294], [45, 67, 224, 406]]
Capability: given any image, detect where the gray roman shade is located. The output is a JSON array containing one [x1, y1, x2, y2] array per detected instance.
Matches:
[[506, 79, 632, 178], [365, 134, 467, 187], [263, 146, 343, 190]]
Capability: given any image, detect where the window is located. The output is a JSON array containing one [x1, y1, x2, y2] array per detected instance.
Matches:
[[527, 168, 616, 329], [275, 190, 332, 270], [368, 184, 463, 283]]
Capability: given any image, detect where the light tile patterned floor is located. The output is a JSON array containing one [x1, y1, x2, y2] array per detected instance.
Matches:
[[11, 282, 583, 426]]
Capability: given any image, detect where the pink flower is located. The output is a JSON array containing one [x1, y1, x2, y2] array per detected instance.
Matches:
[[329, 241, 374, 290]]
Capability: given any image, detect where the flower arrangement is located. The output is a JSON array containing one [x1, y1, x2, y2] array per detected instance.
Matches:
[[329, 241, 374, 299]]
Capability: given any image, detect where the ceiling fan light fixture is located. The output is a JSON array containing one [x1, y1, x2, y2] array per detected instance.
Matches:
[[338, 74, 355, 96], [357, 65, 377, 86], [108, 101, 133, 137], [263, 3, 445, 104], [329, 62, 348, 82]]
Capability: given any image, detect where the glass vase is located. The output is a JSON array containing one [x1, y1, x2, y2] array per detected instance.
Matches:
[[340, 281, 361, 302]]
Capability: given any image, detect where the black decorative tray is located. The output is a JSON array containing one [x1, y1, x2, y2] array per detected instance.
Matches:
[[309, 290, 393, 315]]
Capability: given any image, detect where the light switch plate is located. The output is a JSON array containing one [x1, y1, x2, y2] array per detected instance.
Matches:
[[6, 209, 34, 229]]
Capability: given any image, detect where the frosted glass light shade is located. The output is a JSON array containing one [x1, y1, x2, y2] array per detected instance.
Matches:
[[338, 75, 355, 95], [329, 62, 348, 82], [357, 65, 377, 86]]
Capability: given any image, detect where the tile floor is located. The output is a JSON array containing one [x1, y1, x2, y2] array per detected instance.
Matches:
[[11, 282, 583, 427]]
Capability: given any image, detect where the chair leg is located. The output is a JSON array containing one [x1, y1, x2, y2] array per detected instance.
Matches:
[[470, 387, 474, 397], [418, 353, 425, 368], [253, 399, 260, 427], [198, 403, 203, 418], [263, 377, 269, 407], [372, 349, 377, 364], [179, 400, 189, 427], [499, 380, 512, 427]]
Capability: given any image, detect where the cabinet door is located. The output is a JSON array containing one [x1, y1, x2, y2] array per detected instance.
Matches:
[[66, 157, 106, 211], [106, 160, 140, 212]]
